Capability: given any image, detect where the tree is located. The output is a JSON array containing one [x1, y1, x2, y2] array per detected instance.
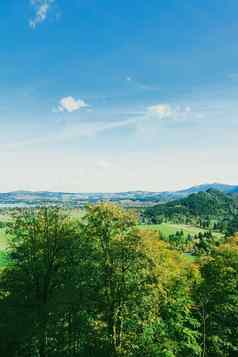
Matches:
[[195, 236, 238, 356], [0, 207, 95, 357], [4, 204, 234, 356], [226, 215, 238, 237], [137, 230, 201, 357], [81, 203, 155, 356]]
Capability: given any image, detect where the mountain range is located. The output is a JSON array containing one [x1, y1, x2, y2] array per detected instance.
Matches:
[[0, 183, 237, 207]]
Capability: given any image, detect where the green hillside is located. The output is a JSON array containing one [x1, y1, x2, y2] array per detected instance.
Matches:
[[143, 189, 238, 234]]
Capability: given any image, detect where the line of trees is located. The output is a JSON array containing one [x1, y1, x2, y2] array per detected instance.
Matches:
[[0, 204, 238, 356]]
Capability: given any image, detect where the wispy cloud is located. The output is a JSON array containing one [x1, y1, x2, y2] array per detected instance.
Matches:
[[2, 102, 194, 152], [56, 96, 89, 113], [29, 0, 55, 29]]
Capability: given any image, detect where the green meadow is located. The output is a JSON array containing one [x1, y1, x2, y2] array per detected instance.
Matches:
[[139, 222, 224, 239]]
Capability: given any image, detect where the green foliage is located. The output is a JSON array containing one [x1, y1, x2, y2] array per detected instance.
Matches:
[[140, 223, 223, 254], [0, 251, 9, 268], [0, 204, 237, 357], [136, 232, 201, 356], [0, 205, 155, 356], [225, 215, 238, 236], [0, 207, 87, 356], [192, 231, 223, 256], [144, 190, 238, 234], [80, 203, 155, 356], [0, 228, 9, 250], [195, 236, 238, 356]]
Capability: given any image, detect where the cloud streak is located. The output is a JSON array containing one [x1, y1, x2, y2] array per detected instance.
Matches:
[[29, 0, 55, 28]]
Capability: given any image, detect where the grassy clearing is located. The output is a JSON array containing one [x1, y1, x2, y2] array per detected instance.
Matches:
[[139, 222, 223, 239]]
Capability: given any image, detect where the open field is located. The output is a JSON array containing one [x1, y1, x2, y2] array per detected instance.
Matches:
[[139, 222, 224, 239]]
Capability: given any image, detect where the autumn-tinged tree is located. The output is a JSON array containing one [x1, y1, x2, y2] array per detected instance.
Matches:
[[137, 230, 201, 357]]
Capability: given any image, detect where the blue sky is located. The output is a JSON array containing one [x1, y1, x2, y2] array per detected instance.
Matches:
[[0, 0, 237, 192]]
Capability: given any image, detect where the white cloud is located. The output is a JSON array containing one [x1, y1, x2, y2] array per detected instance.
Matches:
[[147, 104, 173, 118], [147, 103, 192, 120], [57, 96, 89, 113], [29, 0, 55, 29]]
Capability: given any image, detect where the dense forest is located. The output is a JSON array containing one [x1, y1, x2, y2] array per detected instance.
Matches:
[[143, 189, 238, 235], [0, 204, 238, 356]]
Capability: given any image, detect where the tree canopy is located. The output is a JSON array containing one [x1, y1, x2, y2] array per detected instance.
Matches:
[[0, 205, 237, 356]]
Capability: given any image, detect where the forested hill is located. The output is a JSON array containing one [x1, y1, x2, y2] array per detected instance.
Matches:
[[144, 189, 238, 225]]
